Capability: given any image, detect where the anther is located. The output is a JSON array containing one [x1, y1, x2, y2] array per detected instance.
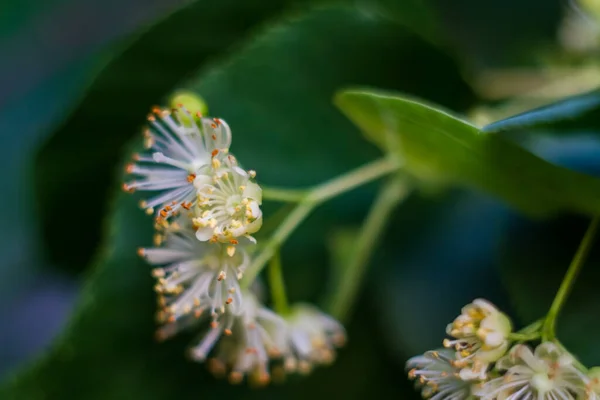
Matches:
[[227, 246, 236, 257]]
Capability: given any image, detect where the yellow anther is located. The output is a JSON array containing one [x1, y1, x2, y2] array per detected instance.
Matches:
[[227, 246, 236, 257]]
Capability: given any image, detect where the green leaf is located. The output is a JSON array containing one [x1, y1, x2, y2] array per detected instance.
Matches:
[[356, 0, 441, 43], [483, 88, 600, 134], [2, 5, 471, 398], [334, 88, 600, 217]]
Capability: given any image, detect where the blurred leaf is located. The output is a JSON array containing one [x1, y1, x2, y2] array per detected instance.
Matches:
[[0, 0, 187, 298], [33, 0, 323, 275], [334, 88, 600, 217], [3, 5, 473, 398], [483, 88, 600, 134], [355, 0, 440, 43]]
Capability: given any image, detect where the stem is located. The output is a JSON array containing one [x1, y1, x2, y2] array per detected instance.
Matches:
[[518, 319, 543, 335], [508, 332, 541, 341], [262, 187, 308, 203], [309, 157, 400, 203], [327, 178, 411, 321], [241, 156, 401, 288], [507, 319, 543, 342], [268, 251, 289, 315], [242, 202, 314, 288], [542, 217, 599, 341]]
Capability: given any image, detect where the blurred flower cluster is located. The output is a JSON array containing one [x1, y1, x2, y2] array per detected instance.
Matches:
[[124, 105, 345, 385]]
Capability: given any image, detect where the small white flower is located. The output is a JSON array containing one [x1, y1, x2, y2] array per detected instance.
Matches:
[[281, 304, 346, 374], [407, 349, 477, 400], [478, 342, 587, 400], [444, 299, 512, 379], [190, 291, 287, 386], [193, 153, 262, 243], [123, 106, 232, 220], [139, 216, 250, 325]]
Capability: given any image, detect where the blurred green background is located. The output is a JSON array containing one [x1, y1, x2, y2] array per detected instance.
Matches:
[[3, 0, 600, 399]]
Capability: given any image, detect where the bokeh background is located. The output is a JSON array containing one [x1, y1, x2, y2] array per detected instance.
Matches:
[[2, 0, 600, 398]]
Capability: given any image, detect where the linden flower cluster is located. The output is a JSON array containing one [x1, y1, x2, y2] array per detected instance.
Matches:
[[406, 299, 599, 400], [125, 105, 345, 385]]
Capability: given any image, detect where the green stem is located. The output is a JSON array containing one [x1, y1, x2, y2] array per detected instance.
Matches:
[[308, 157, 400, 203], [241, 156, 401, 288], [508, 332, 541, 342], [518, 319, 543, 335], [327, 177, 411, 321], [242, 202, 314, 288], [262, 187, 308, 203], [268, 251, 289, 315], [542, 217, 599, 341], [507, 319, 543, 342]]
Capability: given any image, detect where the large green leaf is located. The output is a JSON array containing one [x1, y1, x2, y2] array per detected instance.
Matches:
[[2, 5, 472, 398], [334, 88, 600, 217], [483, 88, 600, 134]]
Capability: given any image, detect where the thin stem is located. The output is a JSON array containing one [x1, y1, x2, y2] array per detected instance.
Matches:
[[309, 157, 401, 203], [517, 319, 543, 335], [242, 202, 315, 288], [268, 251, 289, 315], [508, 332, 541, 342], [327, 177, 411, 321], [262, 187, 308, 203], [241, 156, 401, 288], [542, 217, 599, 341]]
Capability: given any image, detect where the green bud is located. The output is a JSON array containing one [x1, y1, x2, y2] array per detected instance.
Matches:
[[169, 91, 209, 126]]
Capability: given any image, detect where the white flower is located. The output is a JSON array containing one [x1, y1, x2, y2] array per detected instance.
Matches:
[[139, 216, 250, 325], [444, 299, 512, 380], [123, 106, 232, 220], [477, 342, 587, 400], [585, 367, 600, 400], [281, 304, 346, 374], [407, 349, 477, 400], [190, 291, 287, 386], [192, 152, 263, 244]]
